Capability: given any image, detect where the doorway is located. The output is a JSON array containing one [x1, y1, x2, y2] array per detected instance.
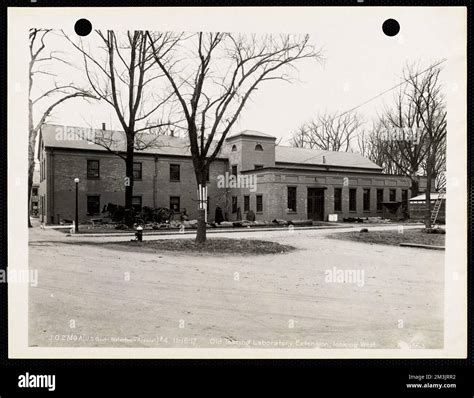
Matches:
[[307, 188, 325, 221]]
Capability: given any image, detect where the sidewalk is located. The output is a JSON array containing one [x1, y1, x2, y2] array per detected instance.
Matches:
[[30, 219, 425, 244], [67, 223, 350, 238]]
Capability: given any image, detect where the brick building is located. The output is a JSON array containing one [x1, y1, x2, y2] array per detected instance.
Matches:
[[37, 124, 429, 224]]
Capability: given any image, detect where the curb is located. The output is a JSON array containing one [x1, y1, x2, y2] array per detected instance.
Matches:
[[399, 243, 445, 250]]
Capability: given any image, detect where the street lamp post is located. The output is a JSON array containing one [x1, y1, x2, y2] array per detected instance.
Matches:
[[74, 178, 79, 233]]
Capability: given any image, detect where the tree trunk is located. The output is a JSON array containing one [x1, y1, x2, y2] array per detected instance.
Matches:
[[124, 142, 134, 211], [27, 98, 36, 228], [124, 139, 135, 227], [27, 155, 35, 228], [196, 209, 207, 244], [195, 167, 207, 244], [410, 177, 419, 199], [424, 154, 434, 229], [27, 187, 33, 227]]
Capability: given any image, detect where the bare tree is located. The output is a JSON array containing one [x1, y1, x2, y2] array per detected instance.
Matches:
[[357, 119, 419, 175], [357, 122, 394, 173], [28, 29, 95, 227], [65, 30, 178, 218], [368, 62, 446, 227], [147, 32, 322, 242], [432, 140, 446, 191], [291, 111, 362, 152], [404, 64, 446, 227], [378, 86, 430, 197], [290, 125, 312, 148]]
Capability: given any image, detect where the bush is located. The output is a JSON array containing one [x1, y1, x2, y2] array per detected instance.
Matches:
[[103, 203, 174, 225]]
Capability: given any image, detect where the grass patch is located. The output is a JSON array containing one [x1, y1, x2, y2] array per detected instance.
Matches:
[[329, 228, 445, 248], [103, 238, 295, 255]]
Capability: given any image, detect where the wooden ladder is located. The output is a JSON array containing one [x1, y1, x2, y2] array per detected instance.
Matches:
[[430, 189, 445, 226]]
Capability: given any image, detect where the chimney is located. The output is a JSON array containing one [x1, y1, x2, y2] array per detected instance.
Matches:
[[101, 122, 106, 130], [322, 155, 326, 164]]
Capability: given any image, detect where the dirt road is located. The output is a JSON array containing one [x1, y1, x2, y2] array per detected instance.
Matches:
[[29, 225, 444, 349]]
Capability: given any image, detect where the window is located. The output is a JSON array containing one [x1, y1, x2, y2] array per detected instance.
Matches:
[[349, 188, 357, 212], [232, 196, 238, 213], [376, 189, 384, 212], [287, 187, 297, 212], [389, 189, 396, 202], [231, 144, 237, 152], [244, 195, 250, 212], [363, 188, 371, 212], [87, 196, 100, 215], [207, 196, 210, 212], [256, 195, 263, 212], [87, 160, 100, 179], [255, 144, 263, 151], [170, 196, 180, 212], [231, 165, 238, 177], [334, 188, 342, 212], [254, 165, 264, 170], [32, 187, 38, 196], [133, 162, 142, 180], [132, 196, 142, 212], [170, 164, 180, 181]]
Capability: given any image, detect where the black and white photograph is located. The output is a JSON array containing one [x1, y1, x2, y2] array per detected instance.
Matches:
[[7, 6, 467, 360]]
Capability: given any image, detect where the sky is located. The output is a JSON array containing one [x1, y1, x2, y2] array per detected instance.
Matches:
[[31, 7, 462, 146]]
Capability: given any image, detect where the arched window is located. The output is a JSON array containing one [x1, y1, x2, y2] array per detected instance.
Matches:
[[231, 145, 237, 152], [255, 144, 263, 151]]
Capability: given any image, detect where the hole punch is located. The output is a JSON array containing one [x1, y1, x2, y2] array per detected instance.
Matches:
[[382, 19, 400, 37], [74, 19, 92, 37]]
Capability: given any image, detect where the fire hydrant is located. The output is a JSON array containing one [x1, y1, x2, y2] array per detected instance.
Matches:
[[135, 226, 143, 242]]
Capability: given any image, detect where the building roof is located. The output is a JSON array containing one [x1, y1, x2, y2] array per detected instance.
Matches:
[[39, 124, 203, 158], [409, 193, 446, 201], [40, 124, 382, 170], [226, 130, 276, 140], [275, 146, 383, 170]]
